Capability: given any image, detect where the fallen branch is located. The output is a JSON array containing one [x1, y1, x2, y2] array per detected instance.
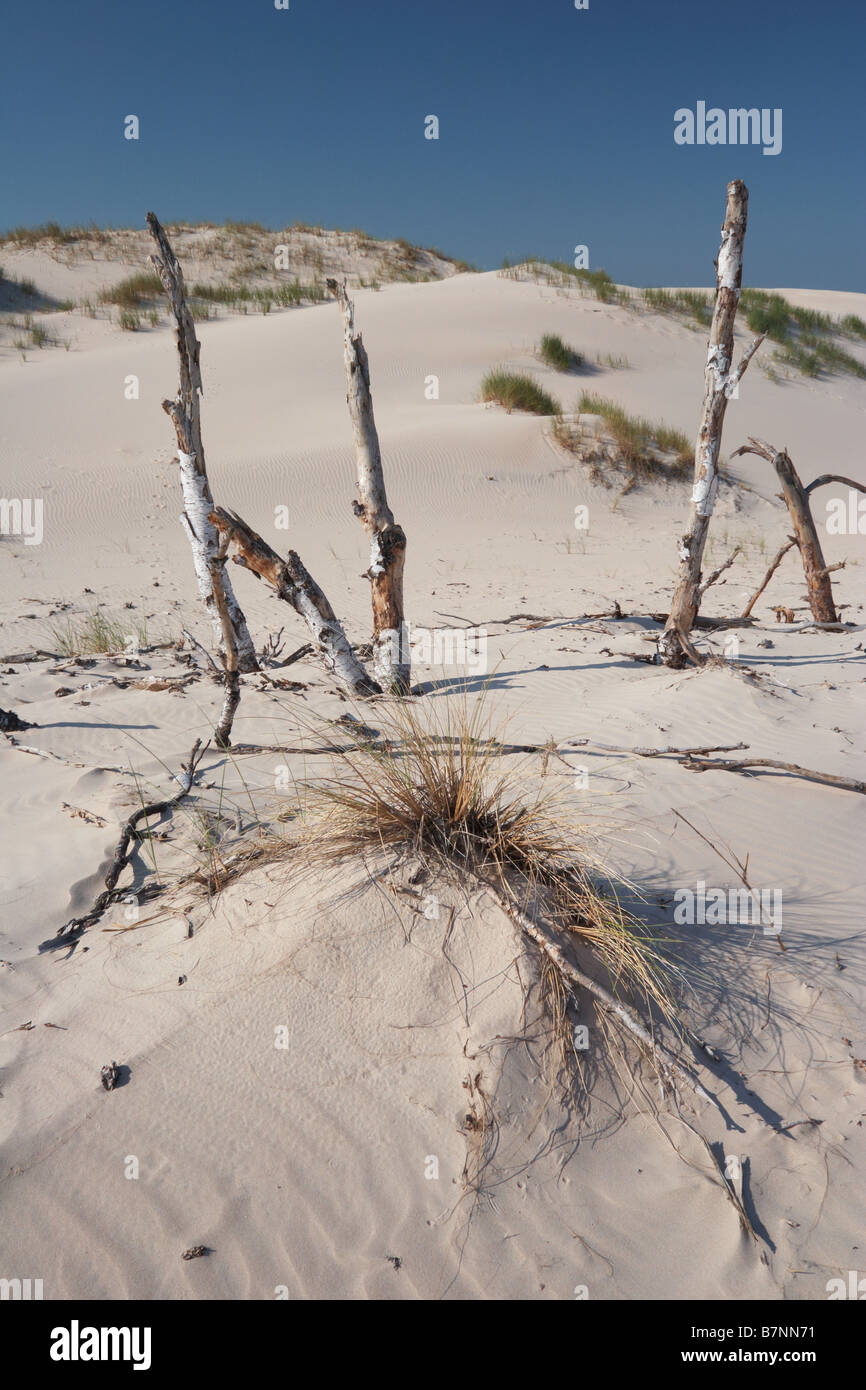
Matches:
[[490, 886, 710, 1106], [210, 506, 380, 696], [681, 754, 866, 796], [43, 740, 209, 950]]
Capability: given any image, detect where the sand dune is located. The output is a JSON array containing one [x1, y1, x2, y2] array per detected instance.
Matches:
[[1, 254, 864, 1300]]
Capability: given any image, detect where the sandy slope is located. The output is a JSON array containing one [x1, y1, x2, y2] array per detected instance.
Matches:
[[0, 267, 864, 1300]]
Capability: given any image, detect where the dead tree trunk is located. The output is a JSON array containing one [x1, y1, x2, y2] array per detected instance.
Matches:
[[210, 533, 242, 747], [146, 212, 258, 673], [659, 181, 764, 667], [731, 439, 840, 622], [210, 507, 381, 697], [327, 279, 409, 693]]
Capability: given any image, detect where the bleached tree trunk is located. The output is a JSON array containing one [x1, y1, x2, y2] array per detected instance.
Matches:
[[731, 439, 839, 622], [146, 212, 258, 673], [210, 507, 381, 697], [210, 534, 242, 747], [327, 279, 410, 692], [659, 181, 764, 667]]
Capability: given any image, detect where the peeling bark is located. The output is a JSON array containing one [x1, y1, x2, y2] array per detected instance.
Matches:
[[146, 212, 258, 673], [732, 439, 839, 623], [659, 182, 763, 667], [210, 507, 381, 697], [327, 279, 409, 692]]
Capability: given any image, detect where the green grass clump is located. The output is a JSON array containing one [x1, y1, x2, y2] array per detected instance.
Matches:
[[739, 289, 791, 342], [643, 287, 712, 326], [841, 314, 866, 339], [576, 392, 692, 478], [538, 333, 583, 372], [99, 272, 164, 310], [49, 611, 149, 657], [189, 279, 325, 313], [481, 369, 560, 415], [119, 308, 140, 331]]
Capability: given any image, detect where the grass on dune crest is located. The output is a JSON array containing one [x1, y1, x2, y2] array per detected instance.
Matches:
[[294, 694, 680, 1031]]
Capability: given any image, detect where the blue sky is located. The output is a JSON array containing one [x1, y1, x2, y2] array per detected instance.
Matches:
[[2, 0, 863, 288]]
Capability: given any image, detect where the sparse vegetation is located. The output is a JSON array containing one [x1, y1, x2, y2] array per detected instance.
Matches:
[[555, 392, 693, 481], [642, 287, 712, 326], [49, 611, 149, 657], [99, 272, 164, 310], [739, 288, 866, 380], [538, 333, 583, 372], [297, 696, 680, 1062], [481, 369, 561, 415], [501, 258, 628, 305]]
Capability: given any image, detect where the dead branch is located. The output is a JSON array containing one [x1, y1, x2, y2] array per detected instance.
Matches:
[[732, 439, 839, 623], [210, 506, 380, 696], [741, 538, 797, 618], [44, 740, 209, 950], [146, 212, 258, 672], [803, 475, 866, 497], [327, 278, 409, 692], [681, 754, 866, 795], [489, 886, 710, 1106], [698, 545, 742, 599]]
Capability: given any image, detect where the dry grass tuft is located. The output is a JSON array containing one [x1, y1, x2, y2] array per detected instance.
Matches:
[[297, 695, 680, 1036]]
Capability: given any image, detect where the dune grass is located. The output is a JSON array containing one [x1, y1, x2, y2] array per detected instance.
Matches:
[[642, 287, 712, 326], [538, 333, 583, 372], [98, 272, 164, 310], [574, 392, 692, 478], [49, 611, 149, 657], [481, 368, 560, 415], [739, 289, 866, 379], [297, 695, 680, 1040], [501, 258, 627, 305]]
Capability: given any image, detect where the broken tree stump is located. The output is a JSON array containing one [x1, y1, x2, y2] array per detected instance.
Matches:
[[732, 439, 840, 623], [659, 181, 764, 666], [327, 279, 410, 692]]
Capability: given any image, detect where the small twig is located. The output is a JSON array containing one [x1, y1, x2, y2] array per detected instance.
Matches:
[[182, 629, 222, 676], [43, 740, 209, 951], [740, 538, 797, 618], [698, 546, 742, 599]]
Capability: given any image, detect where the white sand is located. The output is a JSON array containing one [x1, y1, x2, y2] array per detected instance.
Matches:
[[1, 258, 864, 1299]]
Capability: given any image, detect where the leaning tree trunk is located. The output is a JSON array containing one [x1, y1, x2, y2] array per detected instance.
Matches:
[[731, 439, 840, 623], [210, 507, 381, 697], [327, 279, 409, 692], [659, 181, 763, 667], [147, 212, 258, 673]]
